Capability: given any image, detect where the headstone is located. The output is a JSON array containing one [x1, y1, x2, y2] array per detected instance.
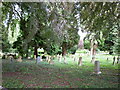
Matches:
[[9, 56, 14, 63], [17, 56, 22, 62], [107, 58, 109, 61], [91, 56, 95, 63], [49, 60, 54, 65], [46, 55, 49, 62], [36, 56, 41, 64], [27, 57, 31, 59], [112, 56, 116, 65], [34, 55, 36, 60], [74, 56, 76, 61], [48, 56, 51, 63], [64, 56, 67, 64], [40, 56, 42, 61], [94, 61, 101, 74], [78, 57, 82, 66], [117, 56, 119, 64], [58, 55, 62, 62]]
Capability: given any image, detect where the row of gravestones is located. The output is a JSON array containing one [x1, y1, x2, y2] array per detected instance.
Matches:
[[8, 54, 120, 66], [109, 56, 120, 65], [45, 55, 102, 75], [8, 54, 119, 75], [9, 56, 22, 63]]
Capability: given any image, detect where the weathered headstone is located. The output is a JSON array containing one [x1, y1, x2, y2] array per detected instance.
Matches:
[[74, 56, 76, 61], [17, 56, 22, 62], [94, 61, 101, 74], [40, 56, 42, 61], [91, 56, 95, 63], [46, 55, 49, 62], [36, 56, 41, 64], [34, 55, 36, 60], [9, 56, 14, 63], [48, 56, 51, 63], [49, 60, 54, 65], [58, 55, 62, 62], [78, 57, 82, 66], [112, 56, 116, 65], [64, 56, 67, 64], [117, 56, 119, 64]]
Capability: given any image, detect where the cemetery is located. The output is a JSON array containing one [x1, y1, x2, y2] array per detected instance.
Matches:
[[0, 1, 120, 89]]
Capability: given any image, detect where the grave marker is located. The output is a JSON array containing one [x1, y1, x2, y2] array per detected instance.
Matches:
[[17, 56, 22, 62], [91, 56, 95, 63], [107, 58, 109, 61], [64, 56, 67, 64], [36, 56, 41, 64], [117, 56, 119, 64], [9, 56, 14, 63], [78, 57, 82, 66], [94, 61, 101, 74], [113, 56, 116, 65], [58, 55, 62, 62]]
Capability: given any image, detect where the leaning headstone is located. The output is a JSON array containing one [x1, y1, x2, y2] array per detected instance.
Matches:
[[112, 56, 116, 65], [117, 56, 119, 64], [17, 56, 22, 62], [78, 57, 82, 66], [94, 61, 101, 74]]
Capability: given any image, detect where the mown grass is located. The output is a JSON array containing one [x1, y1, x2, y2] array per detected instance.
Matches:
[[2, 54, 120, 88]]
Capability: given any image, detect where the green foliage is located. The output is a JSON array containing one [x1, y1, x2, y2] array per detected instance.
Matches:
[[3, 79, 25, 88], [84, 39, 90, 49], [68, 45, 77, 54], [2, 2, 119, 55]]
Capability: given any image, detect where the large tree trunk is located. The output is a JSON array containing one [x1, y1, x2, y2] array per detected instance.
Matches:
[[62, 42, 67, 56], [78, 38, 84, 49], [91, 39, 97, 63], [34, 46, 38, 59], [90, 39, 94, 59]]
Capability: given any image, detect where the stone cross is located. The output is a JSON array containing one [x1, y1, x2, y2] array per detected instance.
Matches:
[[112, 56, 116, 65], [78, 57, 82, 66], [94, 61, 101, 74]]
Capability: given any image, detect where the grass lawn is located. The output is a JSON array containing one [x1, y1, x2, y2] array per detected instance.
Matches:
[[2, 54, 120, 88]]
